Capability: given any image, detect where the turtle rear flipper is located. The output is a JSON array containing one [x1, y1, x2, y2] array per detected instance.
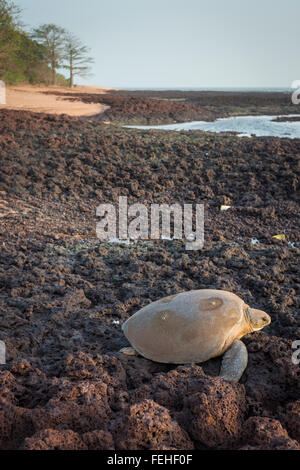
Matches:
[[219, 339, 248, 383]]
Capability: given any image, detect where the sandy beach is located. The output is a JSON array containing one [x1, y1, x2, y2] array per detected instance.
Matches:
[[0, 84, 113, 117]]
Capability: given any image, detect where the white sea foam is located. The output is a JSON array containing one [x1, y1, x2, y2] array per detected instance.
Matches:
[[125, 114, 300, 139]]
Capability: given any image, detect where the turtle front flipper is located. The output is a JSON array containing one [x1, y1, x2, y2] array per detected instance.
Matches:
[[119, 347, 139, 356], [219, 339, 248, 383]]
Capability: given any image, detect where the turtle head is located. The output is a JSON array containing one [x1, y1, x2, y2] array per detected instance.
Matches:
[[247, 307, 271, 332]]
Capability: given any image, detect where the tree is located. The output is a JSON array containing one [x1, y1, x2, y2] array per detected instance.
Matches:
[[0, 0, 21, 67], [31, 24, 66, 85], [0, 0, 21, 27], [0, 5, 68, 85], [63, 32, 93, 88], [17, 32, 50, 84]]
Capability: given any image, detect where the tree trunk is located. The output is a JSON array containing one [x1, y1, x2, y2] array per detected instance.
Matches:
[[69, 54, 73, 88], [51, 61, 56, 85]]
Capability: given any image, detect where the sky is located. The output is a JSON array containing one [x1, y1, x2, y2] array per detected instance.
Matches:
[[16, 0, 300, 89]]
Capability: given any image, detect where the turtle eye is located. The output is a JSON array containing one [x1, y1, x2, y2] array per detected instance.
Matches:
[[262, 315, 271, 325]]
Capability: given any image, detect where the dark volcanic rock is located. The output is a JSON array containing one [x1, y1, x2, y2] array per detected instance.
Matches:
[[114, 399, 194, 450], [0, 98, 299, 450], [182, 377, 247, 449], [240, 417, 300, 450], [21, 429, 88, 450], [21, 428, 115, 450], [284, 401, 300, 443]]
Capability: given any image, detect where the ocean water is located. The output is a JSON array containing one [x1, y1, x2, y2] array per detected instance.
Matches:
[[123, 87, 291, 92], [125, 114, 300, 139]]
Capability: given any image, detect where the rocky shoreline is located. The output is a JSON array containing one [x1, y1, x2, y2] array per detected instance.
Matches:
[[43, 89, 300, 125], [0, 91, 299, 450]]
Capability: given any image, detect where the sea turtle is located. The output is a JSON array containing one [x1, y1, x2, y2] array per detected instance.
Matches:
[[120, 289, 271, 382]]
